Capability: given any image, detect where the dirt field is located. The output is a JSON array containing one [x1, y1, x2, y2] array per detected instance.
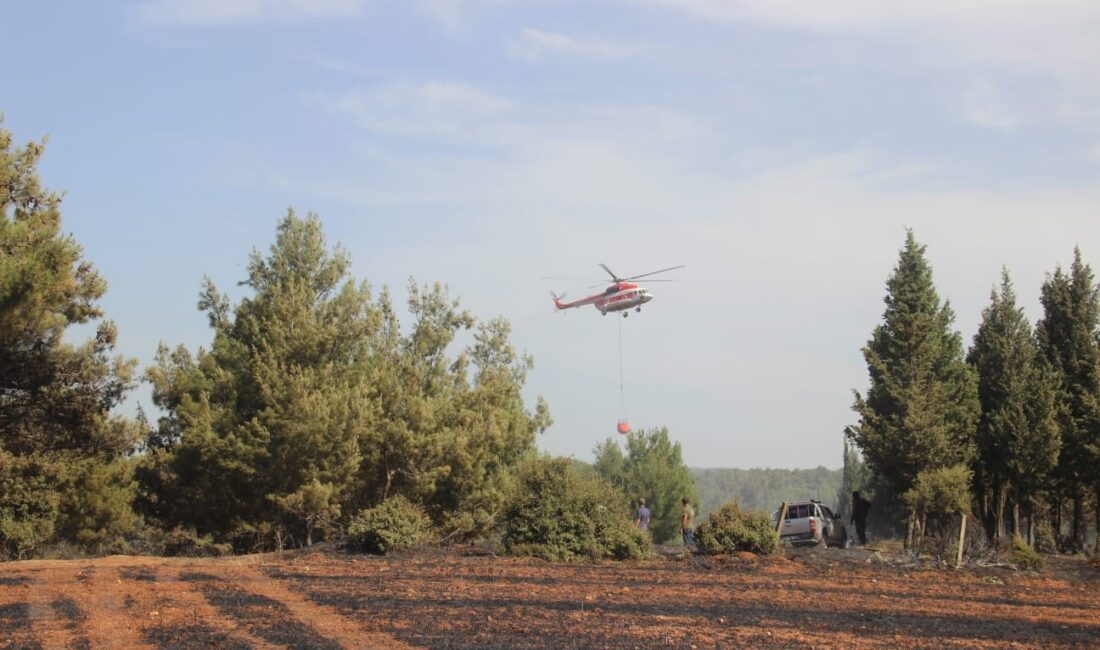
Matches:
[[2, 545, 1098, 649]]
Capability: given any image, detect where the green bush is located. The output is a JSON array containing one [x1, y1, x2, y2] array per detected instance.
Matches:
[[161, 527, 231, 557], [347, 495, 433, 555], [56, 459, 140, 555], [500, 457, 650, 561], [902, 465, 972, 517], [1033, 518, 1058, 554], [0, 451, 61, 559], [1010, 536, 1043, 571], [695, 502, 779, 555]]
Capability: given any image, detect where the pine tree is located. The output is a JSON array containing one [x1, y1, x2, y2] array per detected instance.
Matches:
[[1, 123, 141, 557], [144, 212, 376, 547], [849, 231, 980, 539], [968, 270, 1060, 543], [354, 281, 551, 536], [1036, 249, 1100, 551], [592, 427, 697, 543], [143, 211, 550, 548]]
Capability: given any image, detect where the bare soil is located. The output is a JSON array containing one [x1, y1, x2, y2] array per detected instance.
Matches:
[[2, 545, 1098, 649]]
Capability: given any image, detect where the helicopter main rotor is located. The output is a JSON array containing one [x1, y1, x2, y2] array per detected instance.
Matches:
[[599, 263, 685, 284]]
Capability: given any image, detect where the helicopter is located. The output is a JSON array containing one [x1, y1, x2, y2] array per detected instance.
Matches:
[[549, 263, 684, 317]]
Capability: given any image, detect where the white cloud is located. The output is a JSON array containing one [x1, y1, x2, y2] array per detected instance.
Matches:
[[137, 0, 365, 26], [299, 53, 386, 78], [306, 80, 710, 165], [507, 28, 636, 61], [643, 0, 1100, 77], [959, 80, 1020, 131], [640, 0, 1100, 133], [414, 0, 468, 32], [307, 81, 516, 142]]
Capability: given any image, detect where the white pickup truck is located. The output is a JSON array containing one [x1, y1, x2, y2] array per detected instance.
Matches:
[[771, 500, 848, 548]]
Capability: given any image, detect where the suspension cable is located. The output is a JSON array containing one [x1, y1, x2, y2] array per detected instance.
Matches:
[[618, 316, 627, 421]]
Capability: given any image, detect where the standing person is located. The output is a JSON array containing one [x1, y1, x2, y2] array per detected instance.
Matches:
[[851, 491, 871, 545], [680, 497, 695, 548], [634, 498, 651, 531]]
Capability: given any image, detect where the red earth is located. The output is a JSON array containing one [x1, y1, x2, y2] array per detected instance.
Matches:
[[2, 545, 1098, 649]]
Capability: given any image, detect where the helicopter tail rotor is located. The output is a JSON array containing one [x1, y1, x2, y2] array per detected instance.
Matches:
[[550, 291, 567, 311]]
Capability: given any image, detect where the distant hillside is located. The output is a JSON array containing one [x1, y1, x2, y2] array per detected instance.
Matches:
[[691, 467, 842, 517]]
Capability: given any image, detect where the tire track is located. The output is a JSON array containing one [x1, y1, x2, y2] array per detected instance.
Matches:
[[50, 598, 91, 650], [182, 571, 342, 649], [24, 566, 89, 649], [79, 565, 151, 649], [130, 564, 262, 650], [1, 600, 42, 650], [0, 572, 41, 650], [241, 564, 421, 650]]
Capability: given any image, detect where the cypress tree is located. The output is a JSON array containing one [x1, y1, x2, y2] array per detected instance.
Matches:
[[849, 231, 980, 539], [968, 270, 1060, 544], [1036, 249, 1100, 551]]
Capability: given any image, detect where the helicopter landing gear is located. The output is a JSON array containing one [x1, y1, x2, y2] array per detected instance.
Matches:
[[601, 310, 607, 316], [622, 312, 628, 318], [635, 307, 641, 312]]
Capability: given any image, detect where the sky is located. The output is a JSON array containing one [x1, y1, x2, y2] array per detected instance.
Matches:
[[3, 1, 1100, 469]]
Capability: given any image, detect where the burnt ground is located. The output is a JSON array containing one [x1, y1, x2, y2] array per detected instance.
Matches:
[[1, 545, 1098, 649]]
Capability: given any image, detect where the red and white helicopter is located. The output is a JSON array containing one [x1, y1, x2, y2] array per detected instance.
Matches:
[[550, 264, 684, 317]]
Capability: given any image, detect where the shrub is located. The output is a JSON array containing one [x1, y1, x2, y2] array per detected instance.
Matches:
[[0, 451, 61, 559], [501, 457, 650, 561], [903, 465, 972, 517], [270, 479, 342, 547], [1010, 536, 1043, 571], [56, 459, 140, 555], [1032, 518, 1057, 554], [347, 496, 433, 555], [694, 502, 778, 555], [903, 465, 974, 561], [161, 527, 231, 557]]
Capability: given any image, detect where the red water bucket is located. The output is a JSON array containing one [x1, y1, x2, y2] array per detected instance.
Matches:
[[616, 421, 631, 434]]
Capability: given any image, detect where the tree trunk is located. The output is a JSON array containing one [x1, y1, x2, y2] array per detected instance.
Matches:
[[993, 487, 1008, 546], [383, 468, 395, 501], [976, 478, 994, 543], [1072, 491, 1085, 552], [906, 512, 916, 552], [1051, 493, 1062, 550], [956, 513, 968, 569], [1095, 484, 1100, 555], [1011, 500, 1021, 539], [1026, 500, 1034, 547]]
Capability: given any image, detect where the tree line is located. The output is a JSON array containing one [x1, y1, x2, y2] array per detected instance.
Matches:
[[848, 231, 1100, 553], [5, 122, 1097, 560], [692, 467, 841, 518]]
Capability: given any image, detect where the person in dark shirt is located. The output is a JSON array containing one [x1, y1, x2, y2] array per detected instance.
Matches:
[[634, 498, 651, 531], [851, 491, 871, 545]]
